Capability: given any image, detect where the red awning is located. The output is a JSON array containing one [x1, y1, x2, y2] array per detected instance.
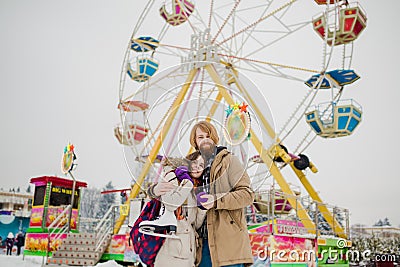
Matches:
[[30, 176, 87, 188]]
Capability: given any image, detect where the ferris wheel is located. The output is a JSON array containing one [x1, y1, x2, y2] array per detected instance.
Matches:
[[114, 0, 367, 236]]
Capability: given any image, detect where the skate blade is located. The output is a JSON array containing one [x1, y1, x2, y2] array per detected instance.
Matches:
[[139, 228, 180, 239], [139, 224, 177, 233]]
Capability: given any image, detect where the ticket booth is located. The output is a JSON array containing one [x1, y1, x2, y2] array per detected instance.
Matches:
[[24, 176, 87, 256]]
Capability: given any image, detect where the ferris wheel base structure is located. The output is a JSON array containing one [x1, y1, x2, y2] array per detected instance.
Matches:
[[114, 0, 368, 246], [114, 61, 348, 240]]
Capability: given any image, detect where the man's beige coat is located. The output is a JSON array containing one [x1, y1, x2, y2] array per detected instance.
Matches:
[[197, 149, 254, 267]]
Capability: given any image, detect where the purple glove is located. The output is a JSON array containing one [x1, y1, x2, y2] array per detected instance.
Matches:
[[196, 192, 208, 210], [174, 166, 193, 184]]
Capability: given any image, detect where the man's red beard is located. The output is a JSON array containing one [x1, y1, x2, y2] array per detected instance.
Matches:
[[199, 141, 215, 159]]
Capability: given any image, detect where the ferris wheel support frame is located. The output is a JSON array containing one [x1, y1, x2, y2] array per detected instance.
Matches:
[[205, 92, 223, 122], [289, 163, 346, 237], [227, 66, 276, 141], [231, 65, 347, 238], [115, 61, 348, 237], [204, 64, 318, 234], [207, 63, 346, 238], [114, 68, 199, 234]]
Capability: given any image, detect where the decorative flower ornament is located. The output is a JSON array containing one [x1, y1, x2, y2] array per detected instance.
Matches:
[[62, 143, 76, 174], [240, 102, 248, 112], [223, 102, 251, 145], [225, 106, 234, 117]]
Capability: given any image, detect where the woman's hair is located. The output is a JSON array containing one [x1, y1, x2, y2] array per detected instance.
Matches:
[[162, 157, 189, 169], [161, 151, 202, 170], [186, 150, 203, 187], [189, 121, 219, 150], [186, 150, 201, 165]]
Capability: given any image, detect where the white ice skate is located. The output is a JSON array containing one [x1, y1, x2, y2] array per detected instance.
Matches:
[[139, 204, 180, 239]]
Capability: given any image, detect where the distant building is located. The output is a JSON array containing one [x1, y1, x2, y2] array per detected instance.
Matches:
[[351, 224, 400, 238], [0, 190, 33, 243]]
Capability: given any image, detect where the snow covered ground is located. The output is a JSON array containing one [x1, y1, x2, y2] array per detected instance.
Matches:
[[0, 253, 121, 267]]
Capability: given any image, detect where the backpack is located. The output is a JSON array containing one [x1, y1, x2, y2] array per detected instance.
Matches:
[[130, 198, 165, 267]]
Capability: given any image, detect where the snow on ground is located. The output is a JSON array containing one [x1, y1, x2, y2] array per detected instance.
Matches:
[[0, 254, 121, 267]]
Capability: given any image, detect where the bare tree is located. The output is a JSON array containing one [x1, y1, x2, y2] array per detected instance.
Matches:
[[80, 186, 101, 219]]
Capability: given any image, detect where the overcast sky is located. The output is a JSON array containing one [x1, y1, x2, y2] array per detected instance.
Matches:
[[0, 1, 399, 228]]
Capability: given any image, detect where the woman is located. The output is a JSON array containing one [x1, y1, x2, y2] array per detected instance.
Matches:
[[6, 232, 14, 256], [147, 151, 206, 267]]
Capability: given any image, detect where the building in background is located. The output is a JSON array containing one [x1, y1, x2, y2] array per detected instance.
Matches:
[[351, 224, 400, 238], [0, 189, 33, 246]]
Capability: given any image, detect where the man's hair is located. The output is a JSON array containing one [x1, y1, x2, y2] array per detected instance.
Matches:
[[189, 121, 219, 150]]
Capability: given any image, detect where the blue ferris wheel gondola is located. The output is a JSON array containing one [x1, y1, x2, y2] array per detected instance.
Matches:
[[305, 99, 362, 138], [130, 36, 160, 52], [127, 56, 159, 82], [305, 69, 360, 89], [327, 69, 360, 86], [305, 74, 331, 89]]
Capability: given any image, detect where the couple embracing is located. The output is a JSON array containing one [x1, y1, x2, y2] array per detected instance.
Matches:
[[146, 121, 255, 267]]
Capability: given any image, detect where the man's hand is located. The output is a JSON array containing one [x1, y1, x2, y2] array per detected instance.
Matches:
[[196, 192, 215, 210]]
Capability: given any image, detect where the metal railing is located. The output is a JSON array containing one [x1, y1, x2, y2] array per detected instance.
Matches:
[[94, 205, 118, 252], [43, 204, 119, 266], [46, 205, 71, 260]]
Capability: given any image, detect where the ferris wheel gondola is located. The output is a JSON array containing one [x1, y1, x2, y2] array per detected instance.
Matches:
[[114, 100, 150, 146], [160, 0, 195, 26]]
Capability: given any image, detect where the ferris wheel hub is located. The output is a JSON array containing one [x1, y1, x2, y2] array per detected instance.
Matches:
[[181, 29, 220, 70]]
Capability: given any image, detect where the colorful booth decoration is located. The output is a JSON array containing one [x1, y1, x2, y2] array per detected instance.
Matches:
[[223, 102, 251, 146], [61, 143, 76, 174], [114, 124, 149, 146], [130, 36, 159, 52], [249, 231, 316, 265], [305, 69, 360, 89], [25, 233, 67, 253], [127, 56, 159, 82], [305, 99, 362, 138], [25, 176, 87, 256], [248, 219, 308, 235], [313, 3, 367, 46], [160, 0, 195, 26]]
